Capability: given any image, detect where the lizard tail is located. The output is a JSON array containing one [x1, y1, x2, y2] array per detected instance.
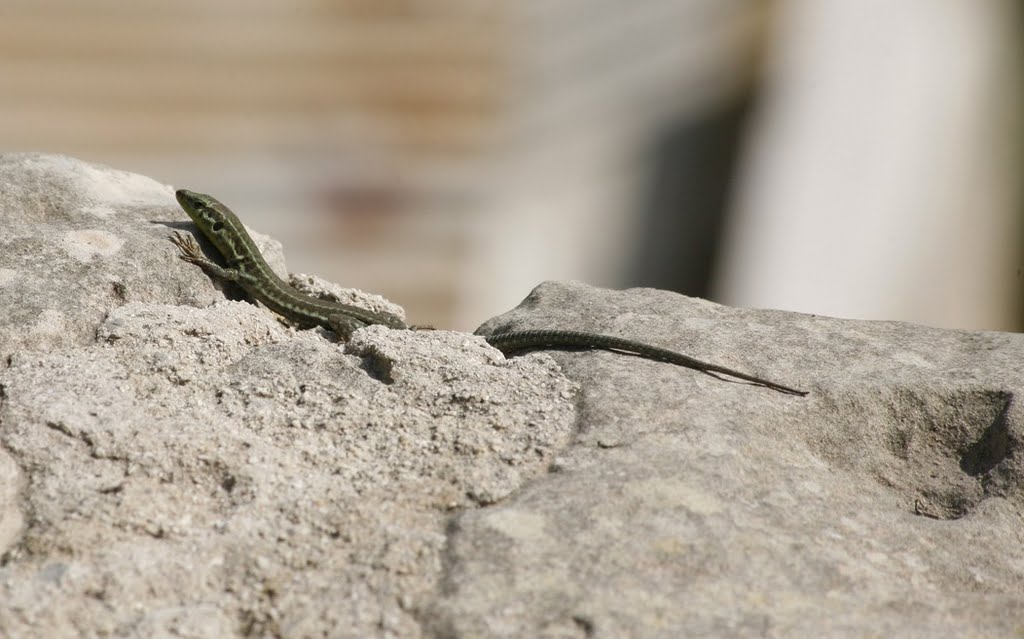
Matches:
[[482, 329, 808, 396]]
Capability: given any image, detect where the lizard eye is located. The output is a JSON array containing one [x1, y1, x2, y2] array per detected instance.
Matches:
[[212, 221, 224, 232]]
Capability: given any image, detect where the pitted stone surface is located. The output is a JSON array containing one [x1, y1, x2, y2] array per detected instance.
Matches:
[[2, 155, 1022, 638]]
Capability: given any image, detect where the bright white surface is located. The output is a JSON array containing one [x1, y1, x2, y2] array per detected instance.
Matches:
[[717, 0, 1022, 330]]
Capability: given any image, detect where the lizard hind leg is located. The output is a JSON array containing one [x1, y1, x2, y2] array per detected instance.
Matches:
[[328, 314, 368, 341]]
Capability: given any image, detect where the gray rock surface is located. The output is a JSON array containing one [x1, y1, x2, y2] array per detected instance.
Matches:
[[1, 154, 1022, 637]]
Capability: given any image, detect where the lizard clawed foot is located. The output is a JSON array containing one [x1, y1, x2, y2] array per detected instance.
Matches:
[[169, 231, 207, 264]]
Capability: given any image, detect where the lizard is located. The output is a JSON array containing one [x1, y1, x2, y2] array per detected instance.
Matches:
[[169, 189, 808, 396]]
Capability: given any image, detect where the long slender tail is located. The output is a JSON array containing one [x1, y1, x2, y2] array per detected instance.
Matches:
[[482, 329, 808, 396]]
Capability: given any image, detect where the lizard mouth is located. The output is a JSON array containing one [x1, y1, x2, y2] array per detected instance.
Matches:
[[175, 189, 204, 211]]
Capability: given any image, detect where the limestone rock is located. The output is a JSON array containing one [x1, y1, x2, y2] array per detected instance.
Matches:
[[1, 154, 1021, 638]]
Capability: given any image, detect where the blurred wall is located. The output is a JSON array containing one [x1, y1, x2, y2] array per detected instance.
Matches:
[[2, 0, 1020, 331], [0, 0, 507, 328]]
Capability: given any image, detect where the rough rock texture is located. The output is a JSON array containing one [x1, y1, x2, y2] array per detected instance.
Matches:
[[1, 155, 1023, 638], [0, 155, 575, 638], [458, 290, 1024, 637]]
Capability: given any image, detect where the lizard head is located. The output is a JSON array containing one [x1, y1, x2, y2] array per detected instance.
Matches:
[[175, 189, 249, 260]]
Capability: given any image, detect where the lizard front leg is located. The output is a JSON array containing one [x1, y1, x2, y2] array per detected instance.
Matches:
[[170, 231, 241, 283]]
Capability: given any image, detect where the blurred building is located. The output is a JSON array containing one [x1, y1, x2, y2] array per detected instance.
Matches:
[[1, 0, 1020, 330], [716, 0, 1023, 332], [1, 0, 508, 328]]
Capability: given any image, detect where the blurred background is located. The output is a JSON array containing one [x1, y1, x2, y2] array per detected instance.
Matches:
[[2, 0, 1021, 331]]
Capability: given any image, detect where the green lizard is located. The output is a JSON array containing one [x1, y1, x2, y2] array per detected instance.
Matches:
[[170, 189, 808, 396]]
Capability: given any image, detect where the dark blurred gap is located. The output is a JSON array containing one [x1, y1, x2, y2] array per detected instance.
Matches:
[[626, 91, 753, 300]]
